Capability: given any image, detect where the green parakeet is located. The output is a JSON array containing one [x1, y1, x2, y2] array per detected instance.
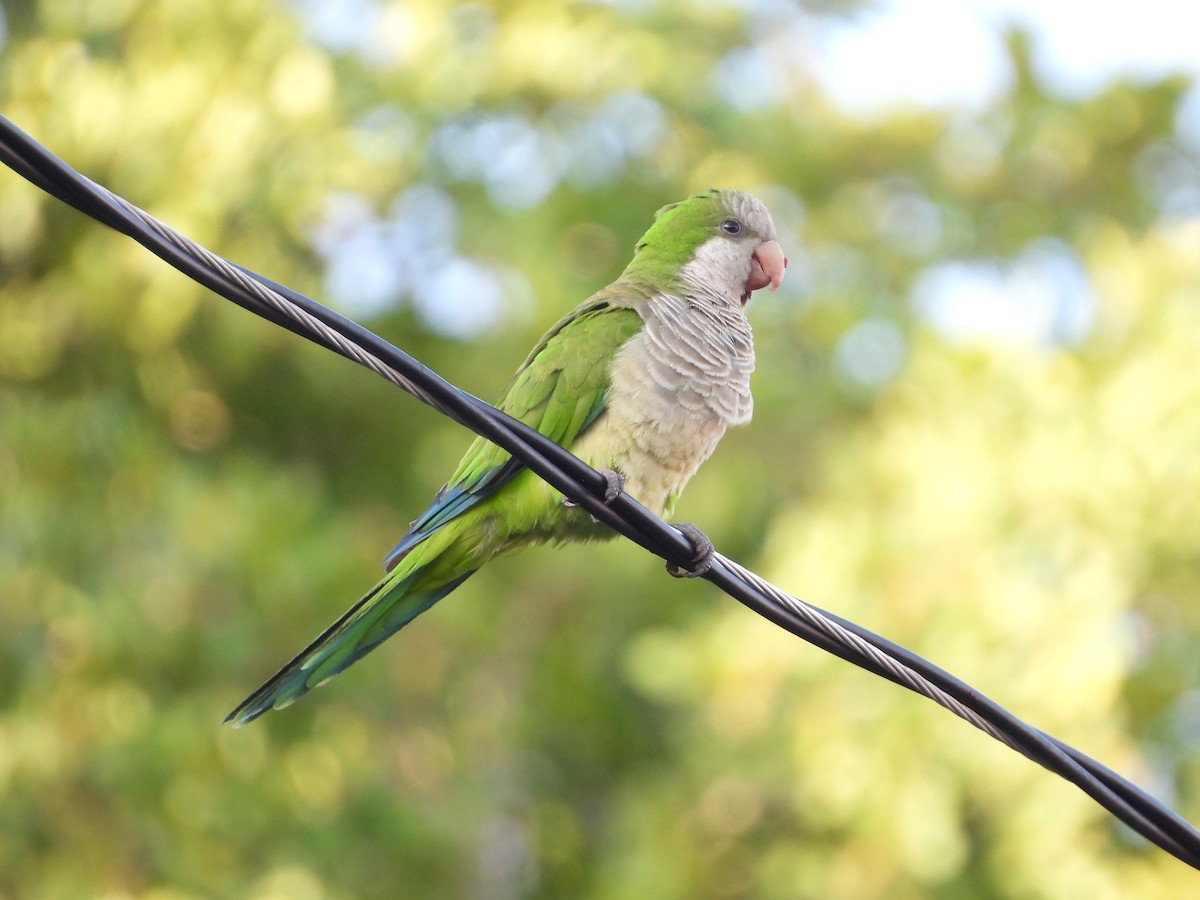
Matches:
[[227, 188, 786, 725]]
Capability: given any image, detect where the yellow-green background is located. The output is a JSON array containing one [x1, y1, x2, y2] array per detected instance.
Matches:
[[3, 1, 1200, 897]]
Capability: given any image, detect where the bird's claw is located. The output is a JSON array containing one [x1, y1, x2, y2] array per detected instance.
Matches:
[[666, 523, 715, 578], [600, 469, 625, 503], [562, 468, 625, 518]]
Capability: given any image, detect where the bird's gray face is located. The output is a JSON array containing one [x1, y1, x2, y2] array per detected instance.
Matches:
[[694, 191, 787, 306]]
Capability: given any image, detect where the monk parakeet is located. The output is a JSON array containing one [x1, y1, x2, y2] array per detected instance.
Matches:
[[227, 188, 786, 725]]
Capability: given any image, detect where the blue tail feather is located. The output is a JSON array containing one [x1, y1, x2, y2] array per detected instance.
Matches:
[[225, 568, 475, 726]]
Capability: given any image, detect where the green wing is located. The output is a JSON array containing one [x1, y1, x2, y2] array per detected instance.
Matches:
[[383, 297, 643, 569]]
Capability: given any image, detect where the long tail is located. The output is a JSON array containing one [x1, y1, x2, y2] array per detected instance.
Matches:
[[225, 553, 476, 726]]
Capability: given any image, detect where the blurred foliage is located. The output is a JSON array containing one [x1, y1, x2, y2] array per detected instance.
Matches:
[[3, 0, 1200, 897]]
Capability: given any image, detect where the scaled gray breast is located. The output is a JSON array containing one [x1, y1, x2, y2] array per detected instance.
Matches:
[[639, 292, 755, 425]]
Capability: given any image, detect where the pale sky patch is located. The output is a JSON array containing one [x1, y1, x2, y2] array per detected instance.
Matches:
[[813, 0, 1200, 114]]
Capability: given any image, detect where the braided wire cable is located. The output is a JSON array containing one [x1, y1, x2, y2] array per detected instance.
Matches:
[[3, 114, 1199, 869], [714, 556, 1018, 749]]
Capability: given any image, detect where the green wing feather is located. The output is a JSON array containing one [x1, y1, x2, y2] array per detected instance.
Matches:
[[382, 296, 643, 568]]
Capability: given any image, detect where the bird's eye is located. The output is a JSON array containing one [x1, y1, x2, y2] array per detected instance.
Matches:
[[720, 219, 742, 235]]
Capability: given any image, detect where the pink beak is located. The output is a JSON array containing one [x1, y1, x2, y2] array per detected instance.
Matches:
[[744, 240, 787, 300]]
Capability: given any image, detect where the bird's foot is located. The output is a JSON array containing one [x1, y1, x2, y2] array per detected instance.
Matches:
[[562, 468, 625, 517], [666, 523, 715, 578], [598, 468, 625, 504]]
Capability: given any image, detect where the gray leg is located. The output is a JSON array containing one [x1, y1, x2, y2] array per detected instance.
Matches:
[[562, 468, 625, 511], [666, 523, 715, 578]]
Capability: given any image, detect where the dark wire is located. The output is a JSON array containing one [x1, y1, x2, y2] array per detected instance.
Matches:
[[3, 113, 1199, 869]]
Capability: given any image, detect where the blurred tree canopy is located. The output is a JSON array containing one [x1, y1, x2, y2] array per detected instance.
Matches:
[[4, 0, 1200, 897]]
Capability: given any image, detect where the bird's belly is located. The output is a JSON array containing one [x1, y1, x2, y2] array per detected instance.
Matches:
[[564, 324, 750, 518], [569, 402, 728, 518]]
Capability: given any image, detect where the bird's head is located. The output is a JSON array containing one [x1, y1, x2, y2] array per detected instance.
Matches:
[[628, 188, 786, 306]]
